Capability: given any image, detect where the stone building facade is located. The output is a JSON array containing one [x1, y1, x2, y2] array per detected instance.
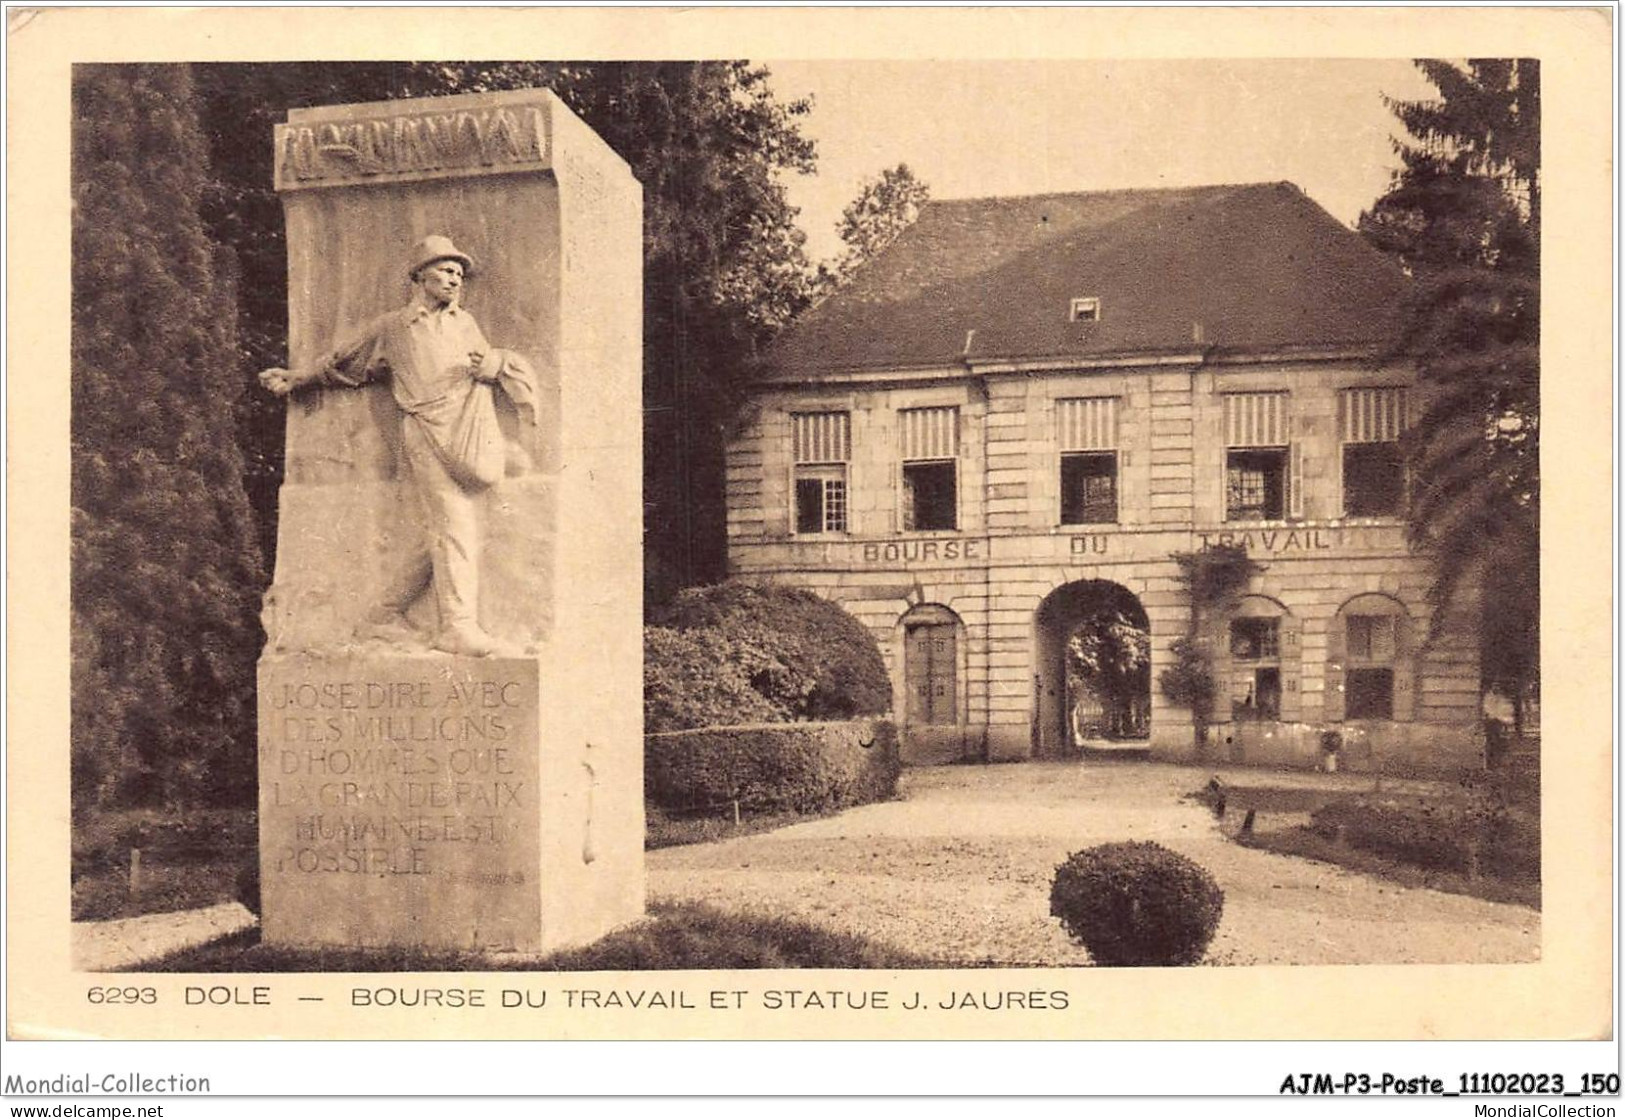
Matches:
[[725, 183, 1482, 774]]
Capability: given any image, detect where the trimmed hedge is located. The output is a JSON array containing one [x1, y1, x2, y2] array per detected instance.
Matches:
[[1050, 841, 1225, 967], [646, 719, 900, 815]]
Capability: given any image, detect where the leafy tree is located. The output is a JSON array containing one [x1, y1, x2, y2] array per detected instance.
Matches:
[[1067, 609, 1150, 739], [1158, 640, 1217, 747], [191, 61, 821, 602], [536, 64, 821, 600], [1358, 60, 1539, 726], [829, 162, 929, 284], [1158, 545, 1263, 748], [72, 65, 266, 809]]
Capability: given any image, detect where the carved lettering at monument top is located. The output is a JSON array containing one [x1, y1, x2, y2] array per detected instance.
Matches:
[[274, 106, 551, 190]]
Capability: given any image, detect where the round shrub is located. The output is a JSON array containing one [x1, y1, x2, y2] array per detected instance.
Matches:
[[650, 580, 891, 724], [1049, 841, 1224, 966], [644, 626, 787, 734]]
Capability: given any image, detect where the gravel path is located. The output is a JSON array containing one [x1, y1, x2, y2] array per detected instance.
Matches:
[[648, 763, 1540, 967]]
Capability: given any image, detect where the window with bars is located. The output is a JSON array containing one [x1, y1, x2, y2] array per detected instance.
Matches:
[[1346, 669, 1395, 719], [1344, 614, 1397, 718], [1229, 617, 1282, 720], [900, 406, 959, 531], [1341, 387, 1409, 517], [1226, 451, 1287, 521], [1057, 397, 1118, 524], [791, 412, 850, 534], [1230, 617, 1280, 660], [1330, 595, 1413, 723], [1346, 614, 1397, 661], [1224, 392, 1290, 521]]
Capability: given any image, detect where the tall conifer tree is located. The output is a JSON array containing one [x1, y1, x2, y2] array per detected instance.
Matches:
[[72, 64, 266, 807], [1359, 60, 1539, 723]]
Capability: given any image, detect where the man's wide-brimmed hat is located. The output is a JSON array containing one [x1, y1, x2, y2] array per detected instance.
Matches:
[[408, 234, 475, 278]]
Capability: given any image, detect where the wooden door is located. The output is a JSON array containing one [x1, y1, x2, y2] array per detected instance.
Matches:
[[906, 624, 957, 725]]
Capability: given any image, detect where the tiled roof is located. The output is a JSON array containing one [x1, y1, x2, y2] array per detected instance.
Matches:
[[769, 182, 1407, 376]]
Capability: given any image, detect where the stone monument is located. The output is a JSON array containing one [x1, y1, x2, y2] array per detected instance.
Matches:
[[255, 90, 644, 953]]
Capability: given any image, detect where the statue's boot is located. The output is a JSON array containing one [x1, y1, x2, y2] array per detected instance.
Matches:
[[355, 608, 419, 644], [434, 620, 516, 658]]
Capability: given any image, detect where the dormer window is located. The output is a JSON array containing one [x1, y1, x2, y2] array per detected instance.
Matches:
[[1069, 297, 1101, 323]]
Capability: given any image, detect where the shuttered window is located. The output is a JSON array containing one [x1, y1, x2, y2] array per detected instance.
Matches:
[[1224, 392, 1289, 447], [1328, 595, 1415, 722], [1058, 398, 1119, 525], [1345, 615, 1399, 719], [1340, 388, 1409, 517], [1224, 393, 1291, 521], [900, 407, 958, 531], [791, 412, 849, 533], [792, 411, 850, 464], [1340, 387, 1409, 443], [1057, 397, 1117, 451], [899, 406, 959, 461], [1225, 598, 1304, 723]]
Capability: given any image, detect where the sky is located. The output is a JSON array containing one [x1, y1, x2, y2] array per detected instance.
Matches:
[[763, 59, 1439, 266]]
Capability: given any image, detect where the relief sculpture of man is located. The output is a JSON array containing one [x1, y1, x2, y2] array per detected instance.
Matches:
[[260, 235, 536, 657]]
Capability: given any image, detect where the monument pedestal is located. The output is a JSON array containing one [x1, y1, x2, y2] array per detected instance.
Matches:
[[257, 89, 643, 954], [259, 655, 541, 950]]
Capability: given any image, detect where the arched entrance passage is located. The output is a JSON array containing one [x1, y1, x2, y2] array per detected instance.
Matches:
[[1034, 581, 1150, 758]]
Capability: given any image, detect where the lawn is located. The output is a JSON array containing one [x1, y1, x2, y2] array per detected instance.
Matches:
[[132, 901, 938, 972], [73, 806, 256, 922], [74, 856, 253, 922], [1189, 775, 1540, 909], [75, 801, 824, 922], [644, 804, 834, 850]]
